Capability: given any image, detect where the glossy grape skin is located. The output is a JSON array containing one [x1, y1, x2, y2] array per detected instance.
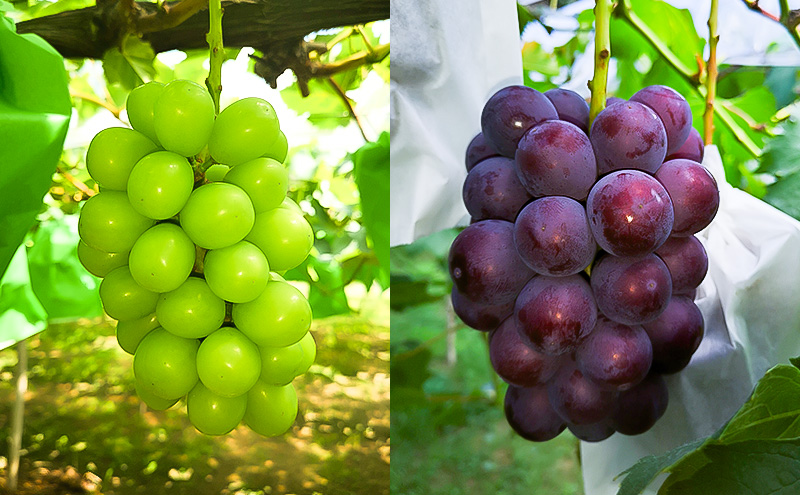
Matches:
[[489, 317, 561, 387], [590, 101, 668, 174], [246, 208, 313, 272], [259, 341, 305, 385], [504, 385, 566, 442], [77, 241, 128, 278], [232, 280, 312, 347], [295, 331, 316, 376], [462, 156, 531, 222], [126, 81, 165, 145], [209, 97, 281, 166], [153, 79, 215, 157], [514, 275, 597, 356], [480, 85, 558, 157], [465, 132, 500, 171], [224, 157, 289, 212], [610, 373, 669, 435], [264, 130, 289, 163], [655, 159, 720, 236], [244, 381, 298, 437], [187, 382, 248, 435], [590, 254, 672, 325], [279, 196, 304, 215], [448, 220, 534, 305], [204, 164, 230, 182], [631, 85, 693, 155], [127, 151, 194, 220], [99, 266, 159, 321], [196, 327, 261, 398], [586, 170, 674, 257], [655, 236, 708, 294], [450, 286, 513, 331], [642, 296, 704, 374], [78, 191, 155, 253], [135, 379, 178, 411], [666, 127, 704, 162], [515, 120, 597, 200], [204, 241, 269, 303], [547, 363, 617, 425], [128, 223, 196, 293], [567, 421, 615, 442], [156, 277, 225, 339], [116, 313, 159, 355], [514, 197, 596, 277], [606, 97, 626, 106], [576, 317, 653, 391], [133, 327, 199, 400], [180, 182, 255, 250], [544, 88, 590, 133], [86, 127, 158, 191]]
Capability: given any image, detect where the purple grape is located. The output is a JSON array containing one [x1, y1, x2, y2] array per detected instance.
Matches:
[[576, 316, 653, 391], [462, 156, 532, 222], [666, 127, 704, 163], [448, 220, 534, 305], [544, 88, 590, 133], [642, 296, 704, 374], [606, 97, 626, 106], [590, 254, 672, 325], [590, 101, 668, 174], [465, 132, 500, 171], [547, 362, 617, 425], [515, 275, 597, 356], [655, 236, 708, 294], [515, 120, 597, 200], [568, 421, 615, 442], [481, 85, 558, 157], [514, 197, 596, 277], [451, 286, 513, 331], [586, 170, 674, 257], [631, 85, 693, 155], [610, 374, 669, 435], [655, 159, 720, 236], [504, 385, 566, 442], [489, 317, 561, 387]]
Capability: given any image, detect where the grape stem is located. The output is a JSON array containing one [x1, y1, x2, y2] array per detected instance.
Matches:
[[207, 0, 224, 114], [588, 0, 612, 126], [328, 78, 370, 142], [742, 0, 800, 50], [703, 0, 718, 145]]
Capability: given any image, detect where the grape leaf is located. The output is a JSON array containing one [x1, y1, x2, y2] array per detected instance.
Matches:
[[353, 132, 389, 286], [0, 245, 48, 351], [615, 437, 707, 495], [758, 109, 800, 178]]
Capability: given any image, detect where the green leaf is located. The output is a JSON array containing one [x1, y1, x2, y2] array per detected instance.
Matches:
[[615, 437, 707, 495], [791, 356, 800, 369], [280, 79, 350, 129], [0, 244, 48, 351], [103, 36, 156, 104], [306, 256, 351, 318], [517, 3, 536, 35], [353, 132, 389, 286], [522, 42, 560, 77], [662, 439, 800, 495], [625, 0, 704, 74], [764, 171, 800, 221], [759, 111, 800, 177]]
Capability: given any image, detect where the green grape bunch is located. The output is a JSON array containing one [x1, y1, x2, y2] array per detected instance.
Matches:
[[77, 79, 316, 438]]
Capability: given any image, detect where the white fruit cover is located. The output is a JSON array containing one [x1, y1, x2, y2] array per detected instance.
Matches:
[[391, 1, 800, 493]]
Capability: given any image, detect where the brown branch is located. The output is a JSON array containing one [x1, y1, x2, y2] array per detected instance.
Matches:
[[743, 0, 780, 21], [328, 77, 369, 142], [57, 166, 96, 197], [312, 43, 389, 78], [135, 0, 208, 34], [742, 0, 800, 49]]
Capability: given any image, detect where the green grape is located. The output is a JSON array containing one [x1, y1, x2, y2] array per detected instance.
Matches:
[[223, 157, 288, 213], [246, 208, 313, 272], [231, 280, 311, 347], [269, 272, 286, 282], [127, 151, 194, 220], [196, 327, 261, 398], [77, 241, 128, 278], [127, 81, 165, 145], [264, 130, 288, 163], [179, 182, 255, 249], [244, 381, 297, 437], [208, 97, 280, 166], [203, 241, 268, 303], [135, 378, 178, 411], [128, 223, 195, 293], [133, 327, 199, 400], [296, 331, 316, 377], [279, 196, 303, 215], [259, 340, 304, 386], [116, 313, 159, 355], [187, 382, 247, 435], [156, 277, 225, 339], [78, 191, 155, 253], [99, 266, 159, 321], [86, 127, 158, 190], [204, 164, 230, 182], [153, 80, 215, 157]]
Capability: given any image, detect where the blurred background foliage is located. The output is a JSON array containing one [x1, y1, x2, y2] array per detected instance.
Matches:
[[0, 0, 389, 493], [391, 1, 800, 494]]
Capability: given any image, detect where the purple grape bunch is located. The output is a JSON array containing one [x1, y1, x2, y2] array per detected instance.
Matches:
[[451, 85, 718, 442]]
